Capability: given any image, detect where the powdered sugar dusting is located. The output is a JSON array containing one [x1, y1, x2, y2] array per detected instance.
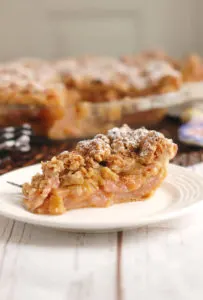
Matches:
[[0, 61, 59, 93], [76, 124, 173, 160], [76, 134, 111, 162], [55, 57, 180, 89], [108, 125, 165, 155], [108, 125, 148, 146], [145, 60, 180, 82]]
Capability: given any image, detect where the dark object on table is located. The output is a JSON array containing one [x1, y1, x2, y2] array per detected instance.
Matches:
[[7, 181, 22, 188], [0, 141, 68, 175], [179, 122, 203, 146], [0, 124, 32, 153]]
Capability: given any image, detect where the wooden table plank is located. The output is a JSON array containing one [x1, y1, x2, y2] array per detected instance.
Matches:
[[0, 219, 118, 300], [121, 214, 203, 300]]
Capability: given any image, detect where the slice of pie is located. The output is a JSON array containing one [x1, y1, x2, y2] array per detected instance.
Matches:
[[22, 124, 177, 215]]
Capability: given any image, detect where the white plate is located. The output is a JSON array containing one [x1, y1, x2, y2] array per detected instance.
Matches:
[[0, 164, 203, 232]]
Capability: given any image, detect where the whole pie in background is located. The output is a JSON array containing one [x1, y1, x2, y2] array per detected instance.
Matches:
[[0, 50, 203, 140]]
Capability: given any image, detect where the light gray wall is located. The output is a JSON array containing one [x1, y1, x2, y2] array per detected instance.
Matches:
[[0, 0, 200, 60]]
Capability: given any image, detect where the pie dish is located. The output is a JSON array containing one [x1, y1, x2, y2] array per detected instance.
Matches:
[[22, 124, 177, 215]]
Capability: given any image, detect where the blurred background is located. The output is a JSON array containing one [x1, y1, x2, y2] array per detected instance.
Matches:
[[0, 0, 202, 60], [1, 0, 203, 172]]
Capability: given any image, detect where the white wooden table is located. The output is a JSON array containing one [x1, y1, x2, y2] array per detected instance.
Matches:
[[0, 164, 203, 300]]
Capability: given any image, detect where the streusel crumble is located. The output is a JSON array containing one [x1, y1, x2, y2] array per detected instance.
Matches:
[[0, 60, 66, 135], [55, 55, 181, 103]]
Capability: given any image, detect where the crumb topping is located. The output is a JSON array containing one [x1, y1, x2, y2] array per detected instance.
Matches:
[[36, 125, 175, 179], [38, 124, 175, 180], [108, 125, 149, 151], [55, 57, 180, 89], [0, 61, 60, 94], [76, 124, 169, 159]]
